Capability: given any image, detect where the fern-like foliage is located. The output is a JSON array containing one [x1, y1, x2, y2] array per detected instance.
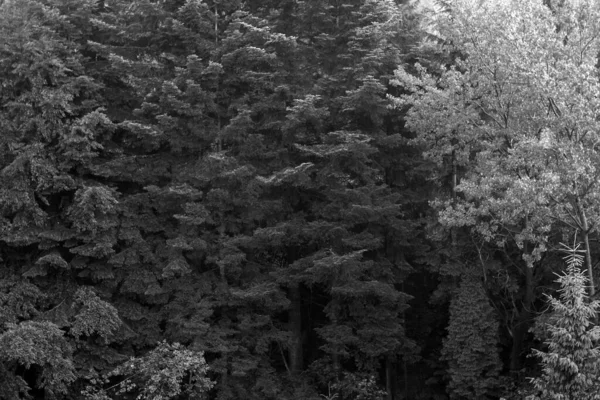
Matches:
[[559, 241, 585, 269], [530, 242, 600, 399]]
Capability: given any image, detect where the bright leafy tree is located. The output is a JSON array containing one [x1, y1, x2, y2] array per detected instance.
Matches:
[[392, 0, 600, 281], [390, 0, 600, 375], [83, 341, 214, 400]]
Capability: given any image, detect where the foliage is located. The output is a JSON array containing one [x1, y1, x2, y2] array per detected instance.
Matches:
[[530, 243, 600, 399], [0, 0, 453, 398], [331, 372, 387, 400], [390, 0, 600, 388], [440, 272, 501, 399], [83, 341, 214, 400], [0, 321, 76, 398], [70, 287, 121, 340], [390, 0, 600, 267], [387, 0, 600, 397]]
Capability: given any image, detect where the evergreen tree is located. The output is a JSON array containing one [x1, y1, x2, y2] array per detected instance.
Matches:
[[441, 271, 501, 399], [0, 0, 430, 398], [531, 243, 600, 400], [0, 0, 124, 396]]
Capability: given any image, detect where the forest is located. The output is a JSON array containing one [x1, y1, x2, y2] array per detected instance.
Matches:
[[1, 0, 600, 399]]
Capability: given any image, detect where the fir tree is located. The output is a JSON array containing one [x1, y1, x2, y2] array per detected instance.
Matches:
[[531, 243, 600, 400], [440, 272, 501, 399], [0, 0, 430, 398]]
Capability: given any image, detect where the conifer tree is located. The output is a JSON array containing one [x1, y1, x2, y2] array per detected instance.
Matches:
[[0, 0, 429, 398], [0, 0, 124, 395], [441, 272, 501, 399], [531, 243, 600, 400]]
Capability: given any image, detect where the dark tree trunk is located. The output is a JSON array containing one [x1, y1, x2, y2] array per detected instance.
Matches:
[[509, 310, 531, 373], [385, 357, 395, 400], [510, 262, 534, 373], [579, 207, 595, 298], [289, 284, 303, 373]]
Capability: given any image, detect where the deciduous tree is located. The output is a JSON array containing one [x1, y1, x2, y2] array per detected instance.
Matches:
[[390, 0, 600, 375]]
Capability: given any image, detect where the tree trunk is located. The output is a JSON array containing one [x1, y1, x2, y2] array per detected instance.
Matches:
[[403, 357, 409, 399], [571, 193, 596, 297], [580, 213, 595, 298], [510, 261, 534, 373], [214, 5, 218, 46], [331, 313, 341, 379], [509, 310, 531, 373], [220, 357, 228, 393], [452, 150, 457, 200], [451, 150, 458, 248], [288, 284, 303, 373], [385, 357, 393, 400]]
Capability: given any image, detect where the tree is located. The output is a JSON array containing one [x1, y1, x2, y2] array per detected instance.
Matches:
[[83, 341, 214, 400], [0, 0, 125, 396], [531, 243, 600, 399], [441, 271, 501, 399], [390, 0, 600, 374], [393, 0, 600, 281], [0, 0, 429, 398], [160, 0, 425, 398]]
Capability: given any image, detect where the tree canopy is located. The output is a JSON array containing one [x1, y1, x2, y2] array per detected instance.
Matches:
[[2, 0, 600, 399]]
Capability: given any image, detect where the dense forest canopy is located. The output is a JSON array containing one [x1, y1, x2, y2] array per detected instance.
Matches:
[[1, 0, 600, 399]]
